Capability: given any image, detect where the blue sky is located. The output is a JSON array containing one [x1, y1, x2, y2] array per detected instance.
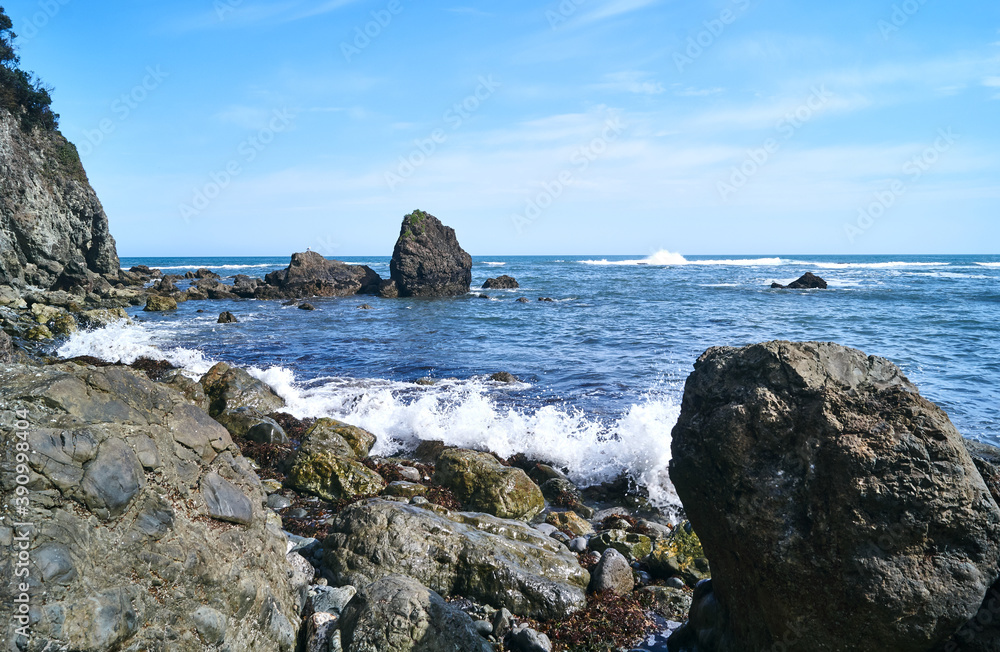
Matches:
[[6, 0, 999, 255]]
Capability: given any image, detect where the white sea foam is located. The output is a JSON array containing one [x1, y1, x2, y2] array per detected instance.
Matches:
[[56, 321, 215, 375], [249, 366, 683, 513], [121, 263, 280, 271], [581, 251, 783, 267], [482, 262, 507, 266], [56, 321, 684, 515], [975, 262, 1000, 268], [797, 261, 951, 269]]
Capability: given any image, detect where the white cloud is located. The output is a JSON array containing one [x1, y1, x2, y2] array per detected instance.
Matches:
[[576, 0, 661, 25], [674, 86, 725, 97], [594, 71, 665, 95]]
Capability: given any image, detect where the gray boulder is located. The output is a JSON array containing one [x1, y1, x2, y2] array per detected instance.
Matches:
[[339, 575, 491, 652], [389, 210, 472, 297], [200, 361, 286, 417], [590, 548, 634, 596], [324, 499, 589, 619], [668, 341, 1000, 652], [433, 448, 544, 520], [0, 363, 299, 651]]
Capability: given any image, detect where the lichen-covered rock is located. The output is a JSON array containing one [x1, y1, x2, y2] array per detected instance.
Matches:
[[0, 363, 299, 651], [545, 511, 594, 537], [200, 361, 286, 417], [641, 586, 693, 620], [389, 210, 472, 297], [668, 341, 1000, 652], [301, 417, 376, 459], [287, 452, 385, 501], [382, 481, 428, 498], [78, 307, 129, 328], [25, 323, 53, 340], [324, 499, 590, 619], [647, 523, 710, 587], [589, 529, 652, 562], [143, 295, 177, 312], [339, 575, 492, 652], [433, 448, 544, 520]]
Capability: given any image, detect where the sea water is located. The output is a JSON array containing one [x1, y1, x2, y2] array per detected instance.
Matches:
[[57, 253, 1000, 515]]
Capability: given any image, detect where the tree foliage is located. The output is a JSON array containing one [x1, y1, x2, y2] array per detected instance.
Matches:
[[0, 6, 59, 131]]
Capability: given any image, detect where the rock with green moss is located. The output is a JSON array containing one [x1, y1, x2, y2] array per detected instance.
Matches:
[[324, 498, 589, 619], [51, 312, 78, 335], [388, 210, 472, 297], [647, 522, 711, 586], [31, 302, 63, 323], [301, 417, 376, 459], [79, 307, 129, 328], [640, 586, 693, 620], [433, 448, 544, 520], [546, 510, 594, 536], [382, 481, 428, 498], [25, 323, 54, 341], [287, 452, 385, 501], [589, 529, 652, 561], [143, 295, 177, 312]]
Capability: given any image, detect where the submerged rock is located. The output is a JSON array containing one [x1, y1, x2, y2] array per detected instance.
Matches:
[[339, 575, 493, 652], [389, 210, 472, 297], [433, 448, 544, 520], [324, 499, 590, 619], [668, 341, 1000, 652]]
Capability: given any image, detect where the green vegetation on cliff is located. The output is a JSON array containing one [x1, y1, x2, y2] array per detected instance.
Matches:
[[0, 7, 59, 131]]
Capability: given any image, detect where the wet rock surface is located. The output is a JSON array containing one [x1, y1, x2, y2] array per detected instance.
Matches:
[[389, 210, 472, 297]]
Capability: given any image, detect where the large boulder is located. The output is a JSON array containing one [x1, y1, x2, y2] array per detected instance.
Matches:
[[286, 451, 386, 501], [323, 499, 590, 619], [668, 341, 1000, 652], [200, 361, 286, 417], [433, 448, 544, 520], [300, 417, 377, 459], [0, 363, 299, 651], [389, 210, 472, 297], [259, 251, 381, 299], [339, 575, 493, 652]]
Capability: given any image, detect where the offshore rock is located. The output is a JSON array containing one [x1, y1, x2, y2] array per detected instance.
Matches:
[[482, 275, 519, 289], [668, 341, 1000, 652], [259, 251, 381, 299], [324, 499, 589, 619], [770, 272, 827, 289], [389, 210, 472, 297]]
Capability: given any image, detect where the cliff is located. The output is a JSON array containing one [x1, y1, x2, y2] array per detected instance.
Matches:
[[0, 107, 119, 289]]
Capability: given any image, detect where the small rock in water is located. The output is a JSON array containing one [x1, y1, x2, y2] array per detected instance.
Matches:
[[478, 293, 490, 299], [299, 303, 315, 311], [771, 272, 828, 289], [483, 275, 519, 289], [357, 304, 373, 309], [217, 311, 238, 324], [490, 371, 518, 383], [516, 297, 530, 303], [538, 297, 554, 302], [414, 377, 436, 386]]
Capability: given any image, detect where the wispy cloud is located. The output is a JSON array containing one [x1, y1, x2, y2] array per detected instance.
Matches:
[[594, 71, 665, 95], [576, 0, 661, 25], [674, 86, 725, 97], [446, 7, 494, 17], [170, 0, 364, 32]]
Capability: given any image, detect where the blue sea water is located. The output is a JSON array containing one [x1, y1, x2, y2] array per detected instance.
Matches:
[[59, 252, 1000, 513]]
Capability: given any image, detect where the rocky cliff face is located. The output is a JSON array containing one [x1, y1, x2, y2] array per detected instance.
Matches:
[[0, 108, 119, 289]]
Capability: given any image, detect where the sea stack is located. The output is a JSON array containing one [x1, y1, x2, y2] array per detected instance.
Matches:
[[389, 210, 472, 297]]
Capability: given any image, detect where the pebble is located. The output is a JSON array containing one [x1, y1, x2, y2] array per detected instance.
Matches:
[[398, 465, 422, 482], [568, 537, 588, 553], [267, 494, 292, 510], [473, 619, 493, 637], [287, 508, 308, 518]]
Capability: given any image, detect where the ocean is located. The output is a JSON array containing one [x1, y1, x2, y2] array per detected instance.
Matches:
[[57, 252, 1000, 516]]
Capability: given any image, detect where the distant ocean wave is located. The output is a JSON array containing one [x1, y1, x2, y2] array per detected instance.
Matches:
[[975, 262, 1000, 268], [121, 263, 279, 271], [580, 251, 783, 266]]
